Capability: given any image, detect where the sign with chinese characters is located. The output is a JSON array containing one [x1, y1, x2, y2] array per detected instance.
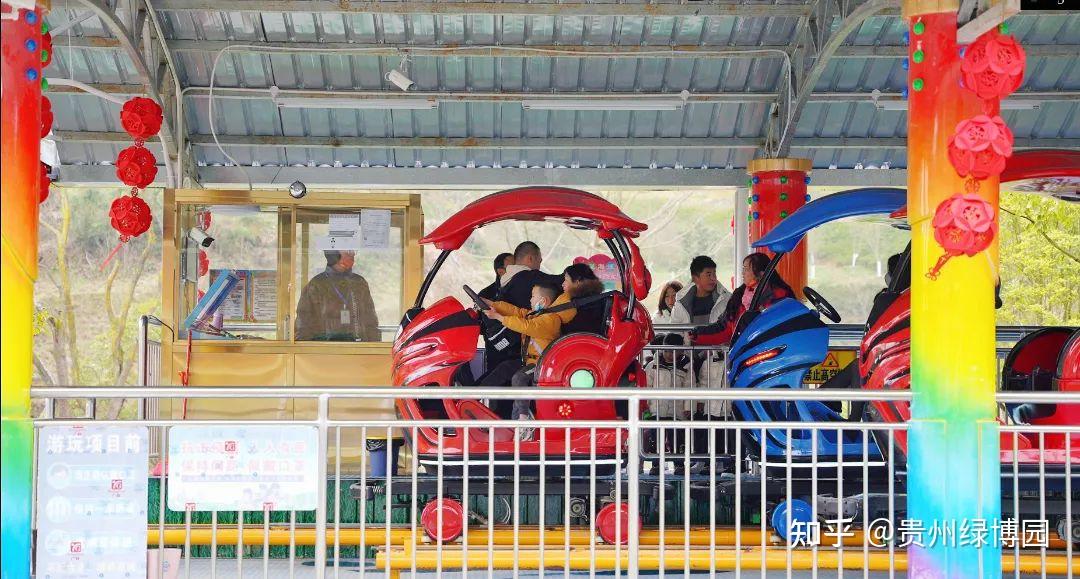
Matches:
[[572, 254, 621, 292], [36, 425, 149, 579], [804, 349, 857, 385], [168, 425, 319, 511]]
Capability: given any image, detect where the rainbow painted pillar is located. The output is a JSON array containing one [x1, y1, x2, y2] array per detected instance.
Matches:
[[747, 158, 811, 297], [1, 4, 45, 578], [904, 3, 1002, 576]]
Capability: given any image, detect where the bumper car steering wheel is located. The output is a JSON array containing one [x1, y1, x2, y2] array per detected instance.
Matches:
[[803, 287, 841, 323], [463, 284, 490, 311]]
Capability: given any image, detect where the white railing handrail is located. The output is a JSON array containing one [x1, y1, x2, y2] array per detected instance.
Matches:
[[28, 386, 1080, 404]]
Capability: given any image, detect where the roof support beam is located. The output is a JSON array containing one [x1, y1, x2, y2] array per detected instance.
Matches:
[[96, 0, 814, 18], [55, 37, 1078, 58], [48, 83, 1076, 104], [56, 165, 911, 189], [53, 131, 1080, 151]]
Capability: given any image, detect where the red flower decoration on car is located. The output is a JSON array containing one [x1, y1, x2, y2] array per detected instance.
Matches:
[[109, 194, 153, 242], [116, 145, 158, 189], [960, 30, 1026, 101], [197, 250, 210, 277], [41, 95, 53, 139], [927, 193, 998, 279], [947, 115, 1013, 179], [119, 97, 163, 141]]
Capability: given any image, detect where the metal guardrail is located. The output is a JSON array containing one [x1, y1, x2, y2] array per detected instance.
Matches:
[[28, 387, 1079, 579]]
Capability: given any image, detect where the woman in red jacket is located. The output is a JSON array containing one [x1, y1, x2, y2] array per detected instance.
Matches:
[[689, 252, 796, 346]]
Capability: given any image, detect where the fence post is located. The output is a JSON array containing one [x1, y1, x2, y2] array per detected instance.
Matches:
[[627, 394, 641, 578], [315, 393, 329, 578]]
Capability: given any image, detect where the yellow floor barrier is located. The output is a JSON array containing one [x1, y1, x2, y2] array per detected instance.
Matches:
[[147, 524, 1071, 550], [375, 545, 1080, 577]]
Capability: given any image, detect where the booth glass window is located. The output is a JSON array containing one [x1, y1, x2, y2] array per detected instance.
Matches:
[[294, 209, 404, 342], [177, 204, 285, 340]]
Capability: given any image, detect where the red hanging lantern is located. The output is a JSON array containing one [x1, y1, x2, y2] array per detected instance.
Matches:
[[197, 250, 210, 277], [109, 194, 153, 241], [947, 115, 1013, 180], [927, 193, 998, 280], [116, 145, 158, 189], [120, 97, 164, 142], [960, 29, 1026, 102], [41, 95, 53, 138], [39, 162, 52, 204]]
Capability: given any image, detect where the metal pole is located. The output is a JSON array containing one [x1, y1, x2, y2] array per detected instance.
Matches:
[[1, 5, 45, 579], [733, 186, 750, 289], [315, 394, 330, 578], [903, 4, 1003, 576]]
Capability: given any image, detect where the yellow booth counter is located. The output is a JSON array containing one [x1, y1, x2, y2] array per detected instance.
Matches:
[[157, 189, 424, 468]]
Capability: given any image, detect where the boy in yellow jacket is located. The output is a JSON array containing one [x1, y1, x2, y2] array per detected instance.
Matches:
[[480, 280, 576, 426]]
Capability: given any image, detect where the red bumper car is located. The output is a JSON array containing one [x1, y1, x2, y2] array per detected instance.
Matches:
[[392, 187, 653, 474]]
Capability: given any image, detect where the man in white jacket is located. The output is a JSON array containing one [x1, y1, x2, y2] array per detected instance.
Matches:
[[667, 256, 733, 458], [668, 255, 733, 331]]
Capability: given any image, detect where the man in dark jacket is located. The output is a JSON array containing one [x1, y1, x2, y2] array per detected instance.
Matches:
[[478, 252, 514, 301], [496, 241, 563, 309], [484, 241, 562, 411], [295, 250, 380, 341]]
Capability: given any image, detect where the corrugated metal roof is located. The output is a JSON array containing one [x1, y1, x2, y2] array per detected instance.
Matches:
[[43, 4, 1080, 174]]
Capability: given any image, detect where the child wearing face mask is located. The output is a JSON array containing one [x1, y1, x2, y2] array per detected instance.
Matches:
[[480, 281, 575, 434]]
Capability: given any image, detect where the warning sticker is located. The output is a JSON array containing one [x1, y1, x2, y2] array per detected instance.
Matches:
[[805, 349, 857, 385]]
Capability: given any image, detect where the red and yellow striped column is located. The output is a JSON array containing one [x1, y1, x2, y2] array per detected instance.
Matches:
[[747, 158, 812, 298], [904, 2, 1002, 576], [2, 3, 45, 577]]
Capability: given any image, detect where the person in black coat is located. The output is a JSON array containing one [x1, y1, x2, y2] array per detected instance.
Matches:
[[496, 241, 564, 310], [478, 252, 514, 302]]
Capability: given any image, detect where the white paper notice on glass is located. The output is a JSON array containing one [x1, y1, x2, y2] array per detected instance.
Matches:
[[249, 270, 277, 323], [328, 213, 360, 237], [360, 209, 391, 249]]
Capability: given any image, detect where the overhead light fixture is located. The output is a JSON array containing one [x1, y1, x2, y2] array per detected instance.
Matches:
[[523, 90, 691, 111], [273, 97, 438, 110], [874, 99, 1040, 111], [522, 97, 682, 109]]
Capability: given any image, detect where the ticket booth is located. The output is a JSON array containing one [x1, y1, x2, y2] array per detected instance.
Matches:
[[159, 189, 423, 466]]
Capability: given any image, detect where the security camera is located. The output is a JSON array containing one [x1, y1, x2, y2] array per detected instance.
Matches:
[[289, 180, 308, 199], [188, 227, 214, 248], [386, 69, 414, 91]]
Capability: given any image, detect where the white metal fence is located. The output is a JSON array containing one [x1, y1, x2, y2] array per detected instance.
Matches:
[[29, 386, 1079, 579]]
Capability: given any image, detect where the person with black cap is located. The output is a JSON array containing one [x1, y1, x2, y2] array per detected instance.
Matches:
[[295, 250, 380, 341], [478, 252, 514, 302]]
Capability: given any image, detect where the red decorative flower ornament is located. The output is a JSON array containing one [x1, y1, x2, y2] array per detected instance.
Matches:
[[947, 115, 1013, 179], [41, 96, 53, 139], [109, 194, 153, 242], [960, 30, 1026, 102], [119, 97, 164, 141], [39, 162, 52, 204], [116, 145, 158, 189], [557, 402, 574, 418], [197, 250, 210, 277], [927, 193, 998, 279]]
